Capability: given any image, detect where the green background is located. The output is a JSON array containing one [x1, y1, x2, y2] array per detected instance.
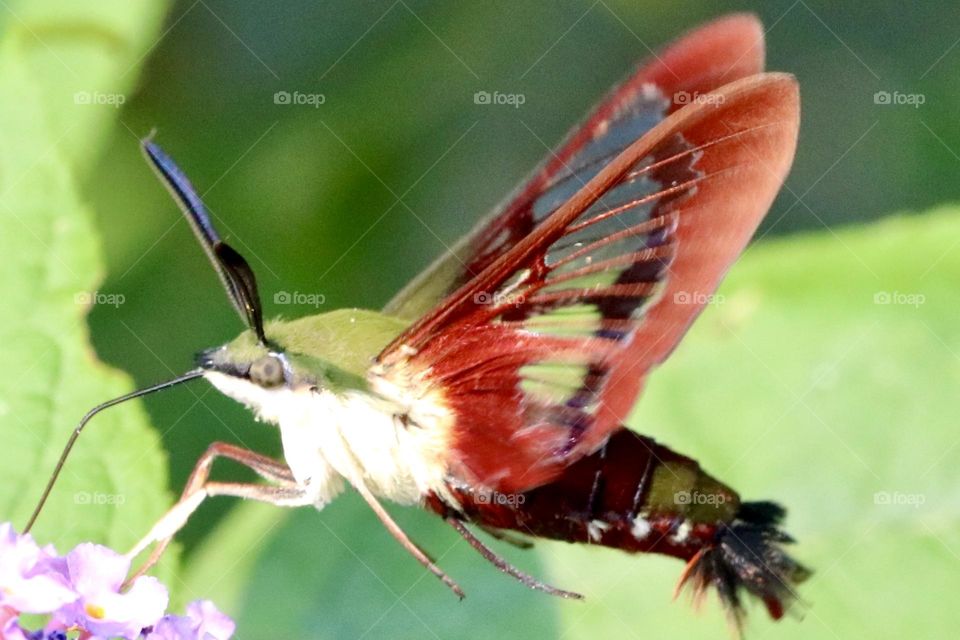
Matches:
[[1, 1, 958, 638]]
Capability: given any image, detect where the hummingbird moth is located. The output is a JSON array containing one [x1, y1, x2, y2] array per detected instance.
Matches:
[[28, 12, 808, 629]]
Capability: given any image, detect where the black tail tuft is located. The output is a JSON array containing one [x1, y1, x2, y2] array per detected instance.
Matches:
[[677, 501, 811, 631]]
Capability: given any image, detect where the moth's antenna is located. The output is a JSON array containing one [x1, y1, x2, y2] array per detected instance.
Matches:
[[140, 135, 267, 344], [23, 370, 204, 533]]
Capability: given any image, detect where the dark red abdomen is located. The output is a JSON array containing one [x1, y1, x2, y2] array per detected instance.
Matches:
[[429, 428, 740, 563]]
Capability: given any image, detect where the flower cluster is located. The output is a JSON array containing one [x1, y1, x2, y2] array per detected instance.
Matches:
[[0, 523, 234, 640]]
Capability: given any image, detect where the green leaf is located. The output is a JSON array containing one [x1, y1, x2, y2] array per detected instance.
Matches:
[[2, 0, 170, 172], [186, 206, 960, 637], [0, 0, 174, 573]]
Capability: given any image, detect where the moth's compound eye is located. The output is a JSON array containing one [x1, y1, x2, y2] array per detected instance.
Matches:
[[249, 355, 284, 388]]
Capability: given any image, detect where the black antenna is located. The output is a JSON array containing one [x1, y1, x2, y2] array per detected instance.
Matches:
[[141, 137, 266, 344], [24, 370, 204, 533]]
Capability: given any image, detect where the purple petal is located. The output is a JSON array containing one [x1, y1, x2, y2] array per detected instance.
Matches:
[[144, 600, 234, 640], [143, 615, 196, 640], [0, 525, 76, 613], [185, 600, 235, 639], [64, 543, 130, 594], [56, 575, 168, 639], [0, 573, 76, 615]]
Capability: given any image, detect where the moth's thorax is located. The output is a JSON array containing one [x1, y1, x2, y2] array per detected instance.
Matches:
[[203, 369, 452, 506]]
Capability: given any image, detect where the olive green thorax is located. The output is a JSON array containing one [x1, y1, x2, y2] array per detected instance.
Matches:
[[203, 308, 408, 390]]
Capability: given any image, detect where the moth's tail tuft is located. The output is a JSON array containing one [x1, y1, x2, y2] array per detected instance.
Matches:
[[676, 501, 811, 631]]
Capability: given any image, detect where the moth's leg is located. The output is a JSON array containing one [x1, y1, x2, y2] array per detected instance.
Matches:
[[351, 479, 466, 599], [125, 442, 310, 582], [446, 518, 583, 600], [477, 524, 535, 550]]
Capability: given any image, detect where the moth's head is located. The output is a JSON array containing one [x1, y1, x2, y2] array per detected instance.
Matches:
[[194, 330, 315, 424], [143, 138, 373, 407], [197, 331, 288, 389], [142, 138, 299, 395], [194, 325, 313, 392], [196, 314, 376, 395]]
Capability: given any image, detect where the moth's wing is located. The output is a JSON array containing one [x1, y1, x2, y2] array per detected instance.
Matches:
[[383, 13, 766, 320], [376, 74, 800, 493]]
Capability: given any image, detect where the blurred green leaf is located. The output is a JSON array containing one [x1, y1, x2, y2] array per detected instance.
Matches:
[[0, 0, 175, 574], [2, 0, 170, 172], [185, 208, 959, 638]]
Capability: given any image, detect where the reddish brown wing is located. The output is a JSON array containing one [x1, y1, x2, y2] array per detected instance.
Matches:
[[377, 17, 798, 494], [383, 13, 766, 320], [379, 74, 799, 494]]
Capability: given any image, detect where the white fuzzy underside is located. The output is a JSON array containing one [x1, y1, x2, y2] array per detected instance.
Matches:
[[204, 372, 449, 508]]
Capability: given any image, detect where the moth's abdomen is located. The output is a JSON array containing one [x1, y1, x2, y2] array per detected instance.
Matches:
[[442, 429, 736, 558], [432, 428, 808, 624]]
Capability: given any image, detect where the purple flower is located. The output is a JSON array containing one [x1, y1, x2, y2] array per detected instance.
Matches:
[[0, 524, 76, 614], [52, 543, 168, 639], [0, 524, 233, 639], [144, 600, 235, 640]]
